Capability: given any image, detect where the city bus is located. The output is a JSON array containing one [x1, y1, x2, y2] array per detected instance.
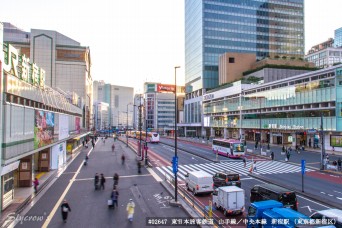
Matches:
[[135, 131, 160, 143], [127, 131, 136, 138], [212, 139, 245, 158]]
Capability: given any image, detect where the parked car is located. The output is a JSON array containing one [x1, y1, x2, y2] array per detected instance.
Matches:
[[213, 171, 241, 188], [185, 170, 214, 195]]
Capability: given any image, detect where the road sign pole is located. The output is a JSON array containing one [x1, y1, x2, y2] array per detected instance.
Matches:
[[301, 159, 305, 192]]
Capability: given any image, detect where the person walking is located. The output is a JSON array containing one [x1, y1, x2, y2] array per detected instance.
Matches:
[[271, 151, 274, 161], [326, 154, 330, 164], [286, 150, 291, 162], [94, 173, 99, 190], [242, 157, 246, 168], [113, 173, 119, 187], [61, 200, 71, 223], [92, 140, 95, 148], [137, 161, 142, 174], [126, 199, 135, 222], [33, 177, 39, 194], [121, 154, 126, 165], [112, 144, 115, 152], [100, 173, 106, 190], [253, 161, 257, 172], [111, 186, 119, 209], [337, 158, 341, 171]]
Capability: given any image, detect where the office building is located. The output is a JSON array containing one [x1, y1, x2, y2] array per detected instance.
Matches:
[[334, 27, 342, 48], [93, 81, 134, 129], [3, 23, 93, 130], [94, 101, 110, 130], [184, 0, 305, 136]]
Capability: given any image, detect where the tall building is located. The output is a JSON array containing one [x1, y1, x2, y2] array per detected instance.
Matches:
[[334, 27, 342, 48], [93, 81, 134, 129], [3, 23, 93, 130], [183, 0, 305, 136]]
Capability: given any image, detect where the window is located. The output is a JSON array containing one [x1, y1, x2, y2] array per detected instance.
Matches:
[[229, 57, 235, 63]]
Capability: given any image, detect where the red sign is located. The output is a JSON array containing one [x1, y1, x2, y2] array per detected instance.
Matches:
[[157, 84, 175, 93]]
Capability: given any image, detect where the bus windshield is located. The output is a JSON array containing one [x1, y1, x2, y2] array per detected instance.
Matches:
[[233, 143, 244, 152]]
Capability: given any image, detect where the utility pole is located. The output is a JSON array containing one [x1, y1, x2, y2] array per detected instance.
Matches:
[[320, 113, 325, 170]]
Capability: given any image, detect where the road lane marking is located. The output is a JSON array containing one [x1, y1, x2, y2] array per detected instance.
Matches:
[[74, 174, 152, 181], [334, 190, 342, 195], [42, 146, 95, 228], [296, 195, 330, 209], [147, 167, 163, 182]]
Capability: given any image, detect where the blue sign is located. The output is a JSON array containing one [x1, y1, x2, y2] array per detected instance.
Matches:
[[301, 159, 306, 175], [172, 156, 178, 174]]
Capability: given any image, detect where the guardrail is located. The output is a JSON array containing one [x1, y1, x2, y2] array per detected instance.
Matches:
[[161, 171, 221, 227]]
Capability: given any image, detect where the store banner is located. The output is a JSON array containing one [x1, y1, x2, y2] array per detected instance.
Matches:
[[59, 114, 69, 140], [34, 110, 55, 149], [75, 117, 80, 134]]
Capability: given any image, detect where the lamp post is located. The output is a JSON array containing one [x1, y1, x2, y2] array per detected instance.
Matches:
[[174, 66, 180, 202], [126, 103, 133, 147]]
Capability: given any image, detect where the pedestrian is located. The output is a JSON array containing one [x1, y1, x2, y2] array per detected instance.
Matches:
[[100, 173, 106, 190], [121, 154, 126, 165], [94, 173, 99, 190], [137, 161, 142, 174], [61, 199, 71, 223], [271, 151, 274, 161], [82, 140, 85, 147], [126, 199, 135, 222], [337, 158, 341, 171], [92, 141, 95, 148], [282, 145, 285, 153], [253, 161, 257, 171], [242, 157, 246, 168], [33, 177, 39, 194], [113, 173, 119, 187], [309, 138, 312, 147], [111, 186, 119, 209], [286, 151, 290, 162], [326, 154, 330, 164], [112, 144, 115, 152]]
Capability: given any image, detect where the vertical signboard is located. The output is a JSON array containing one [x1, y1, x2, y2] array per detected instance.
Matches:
[[75, 117, 80, 134], [34, 110, 55, 149], [59, 114, 69, 140]]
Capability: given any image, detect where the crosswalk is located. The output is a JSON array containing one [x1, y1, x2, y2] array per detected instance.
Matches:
[[155, 160, 313, 181]]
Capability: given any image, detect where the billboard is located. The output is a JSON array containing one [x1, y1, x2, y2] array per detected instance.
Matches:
[[330, 135, 342, 147], [157, 84, 175, 93], [75, 117, 80, 134], [34, 110, 55, 149], [59, 114, 69, 140]]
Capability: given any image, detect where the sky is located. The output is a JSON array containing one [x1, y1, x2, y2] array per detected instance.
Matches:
[[1, 0, 341, 93]]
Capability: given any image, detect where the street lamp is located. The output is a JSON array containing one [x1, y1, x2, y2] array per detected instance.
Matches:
[[174, 66, 180, 202], [126, 103, 134, 147]]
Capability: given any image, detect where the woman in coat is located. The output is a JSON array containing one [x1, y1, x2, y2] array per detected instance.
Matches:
[[61, 200, 71, 223]]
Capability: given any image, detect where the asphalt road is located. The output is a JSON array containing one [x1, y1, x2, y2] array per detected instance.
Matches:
[[13, 139, 188, 228], [144, 138, 340, 220]]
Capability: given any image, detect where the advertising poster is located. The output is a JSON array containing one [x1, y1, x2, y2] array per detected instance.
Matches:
[[75, 117, 80, 134], [34, 110, 55, 149], [59, 114, 69, 140], [330, 135, 342, 147]]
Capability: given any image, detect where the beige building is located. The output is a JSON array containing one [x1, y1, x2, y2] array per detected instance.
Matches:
[[219, 53, 256, 85]]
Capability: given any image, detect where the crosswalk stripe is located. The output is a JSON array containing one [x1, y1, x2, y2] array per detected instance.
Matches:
[[155, 160, 313, 182]]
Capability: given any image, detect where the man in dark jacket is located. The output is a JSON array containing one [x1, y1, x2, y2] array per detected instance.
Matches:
[[100, 173, 106, 190]]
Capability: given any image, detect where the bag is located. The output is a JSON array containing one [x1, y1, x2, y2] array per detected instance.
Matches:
[[285, 158, 288, 162], [107, 199, 113, 205], [62, 206, 68, 212]]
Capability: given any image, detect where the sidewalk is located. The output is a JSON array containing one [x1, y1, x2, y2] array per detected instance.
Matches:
[[0, 144, 86, 227]]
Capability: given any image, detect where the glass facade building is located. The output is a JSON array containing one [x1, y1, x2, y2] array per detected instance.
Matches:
[[334, 27, 342, 48], [202, 65, 342, 150], [183, 0, 304, 136], [185, 0, 305, 92]]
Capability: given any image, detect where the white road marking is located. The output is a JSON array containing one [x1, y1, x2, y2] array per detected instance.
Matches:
[[327, 194, 334, 197], [334, 190, 342, 195], [321, 192, 326, 194], [147, 167, 163, 182], [301, 205, 314, 213]]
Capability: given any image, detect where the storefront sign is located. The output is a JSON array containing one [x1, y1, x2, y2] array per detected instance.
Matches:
[[157, 84, 175, 93], [307, 129, 317, 134], [203, 94, 214, 101], [268, 124, 278, 129], [279, 125, 304, 130], [34, 110, 55, 149], [3, 43, 45, 87]]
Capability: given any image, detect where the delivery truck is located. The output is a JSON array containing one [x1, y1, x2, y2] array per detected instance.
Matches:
[[212, 186, 245, 216]]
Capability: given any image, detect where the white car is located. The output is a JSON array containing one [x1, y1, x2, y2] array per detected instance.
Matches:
[[185, 170, 213, 195]]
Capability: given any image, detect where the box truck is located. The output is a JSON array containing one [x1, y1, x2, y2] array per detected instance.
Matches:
[[212, 186, 245, 216]]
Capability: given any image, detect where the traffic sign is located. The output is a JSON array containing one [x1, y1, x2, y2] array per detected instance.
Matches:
[[301, 159, 306, 175], [172, 156, 178, 174]]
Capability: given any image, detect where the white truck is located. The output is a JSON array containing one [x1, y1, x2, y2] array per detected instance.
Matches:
[[185, 170, 214, 195], [212, 186, 245, 216]]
